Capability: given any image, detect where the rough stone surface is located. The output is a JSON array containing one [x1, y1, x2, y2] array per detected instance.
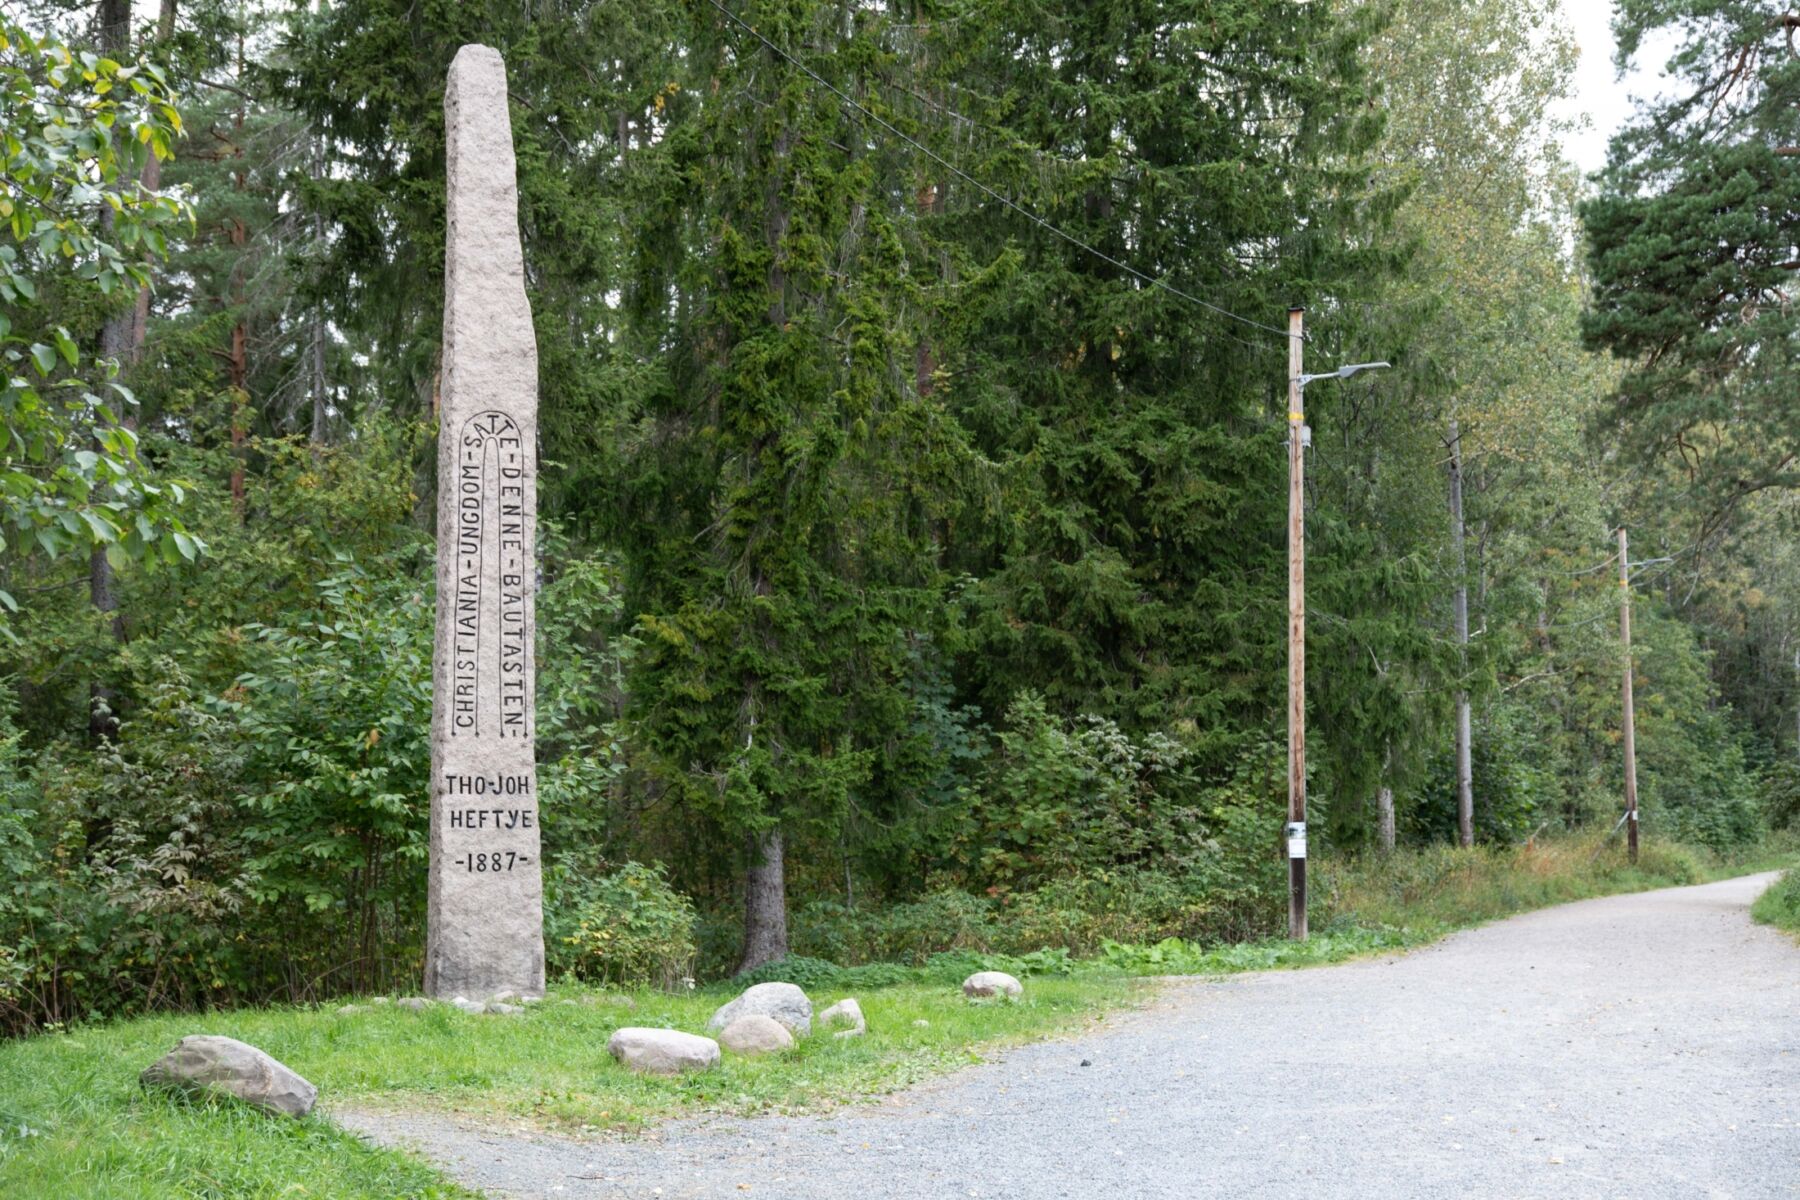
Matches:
[[338, 874, 1800, 1199], [961, 971, 1023, 1000], [606, 1028, 720, 1075], [717, 1014, 794, 1057], [369, 996, 390, 1006], [396, 997, 431, 1012], [484, 1001, 524, 1016], [705, 982, 812, 1036], [140, 1035, 317, 1119], [335, 1004, 363, 1015], [818, 998, 865, 1038], [424, 43, 545, 1003], [448, 996, 486, 1014]]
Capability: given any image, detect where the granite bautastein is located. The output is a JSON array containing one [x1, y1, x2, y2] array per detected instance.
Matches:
[[423, 44, 545, 1001]]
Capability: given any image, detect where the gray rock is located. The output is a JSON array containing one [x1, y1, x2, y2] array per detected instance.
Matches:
[[396, 997, 432, 1012], [485, 1001, 524, 1015], [912, 1019, 930, 1028], [335, 1004, 363, 1015], [449, 995, 487, 1014], [818, 998, 866, 1038], [717, 1014, 794, 1057], [423, 41, 546, 1004], [369, 996, 390, 1005], [140, 1035, 317, 1119], [962, 971, 1023, 1000], [607, 1027, 720, 1075], [706, 982, 812, 1036]]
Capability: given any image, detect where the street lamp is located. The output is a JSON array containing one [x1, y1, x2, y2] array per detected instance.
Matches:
[[1285, 306, 1389, 940]]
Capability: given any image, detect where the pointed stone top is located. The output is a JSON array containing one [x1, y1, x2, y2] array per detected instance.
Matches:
[[442, 41, 530, 360], [452, 42, 503, 69]]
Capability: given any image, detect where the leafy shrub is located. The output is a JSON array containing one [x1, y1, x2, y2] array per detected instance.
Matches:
[[230, 563, 434, 989], [1751, 870, 1800, 933], [1097, 926, 1420, 975], [960, 692, 1205, 889], [1410, 703, 1553, 845], [546, 861, 697, 989], [729, 954, 924, 992], [1760, 761, 1800, 832], [1630, 841, 1702, 886], [791, 890, 1001, 965]]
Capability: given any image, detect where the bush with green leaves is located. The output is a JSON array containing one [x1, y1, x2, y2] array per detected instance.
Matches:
[[955, 692, 1206, 890], [227, 561, 434, 992], [545, 861, 697, 989], [1752, 869, 1800, 934], [0, 668, 258, 1034], [1763, 761, 1800, 832]]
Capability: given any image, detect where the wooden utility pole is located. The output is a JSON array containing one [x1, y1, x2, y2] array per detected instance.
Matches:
[[1618, 526, 1640, 863], [1447, 418, 1473, 847], [1287, 306, 1308, 940]]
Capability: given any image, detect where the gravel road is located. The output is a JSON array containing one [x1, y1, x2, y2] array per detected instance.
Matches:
[[339, 873, 1800, 1199]]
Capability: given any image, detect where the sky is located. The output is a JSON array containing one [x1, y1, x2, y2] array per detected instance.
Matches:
[[1552, 0, 1677, 176]]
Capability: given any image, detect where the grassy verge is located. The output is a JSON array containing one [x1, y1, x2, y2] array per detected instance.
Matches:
[[0, 975, 1136, 1198], [1316, 831, 1794, 935], [1751, 869, 1800, 935]]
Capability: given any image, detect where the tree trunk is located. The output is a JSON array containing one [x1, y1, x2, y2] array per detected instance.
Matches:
[[227, 25, 246, 517], [88, 0, 135, 741], [1376, 742, 1395, 853], [309, 309, 328, 445], [1447, 418, 1474, 847], [736, 828, 788, 975], [308, 140, 329, 449]]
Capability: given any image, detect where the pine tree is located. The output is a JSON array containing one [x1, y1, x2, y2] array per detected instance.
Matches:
[[1582, 0, 1800, 508], [616, 0, 964, 970]]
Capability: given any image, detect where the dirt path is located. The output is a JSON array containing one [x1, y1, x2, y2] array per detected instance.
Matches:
[[339, 873, 1800, 1199]]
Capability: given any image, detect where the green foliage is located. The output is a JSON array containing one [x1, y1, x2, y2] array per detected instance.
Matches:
[[1751, 870, 1800, 935], [958, 692, 1202, 890], [545, 861, 696, 990], [1409, 699, 1556, 844], [1098, 927, 1423, 975], [1762, 762, 1800, 832], [0, 14, 196, 607], [229, 562, 433, 969]]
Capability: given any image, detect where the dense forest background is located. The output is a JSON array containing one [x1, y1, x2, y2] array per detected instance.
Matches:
[[1, 0, 1796, 1031]]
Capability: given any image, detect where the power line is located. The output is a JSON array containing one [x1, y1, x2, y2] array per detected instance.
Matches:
[[701, 0, 1292, 344]]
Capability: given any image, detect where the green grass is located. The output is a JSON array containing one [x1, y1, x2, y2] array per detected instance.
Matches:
[[1315, 831, 1797, 936], [1751, 869, 1800, 935], [0, 975, 1136, 1198]]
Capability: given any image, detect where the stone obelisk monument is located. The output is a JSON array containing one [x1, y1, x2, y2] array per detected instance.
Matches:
[[424, 44, 544, 1000]]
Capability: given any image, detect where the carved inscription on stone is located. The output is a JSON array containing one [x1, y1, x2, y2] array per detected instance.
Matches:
[[449, 411, 530, 740]]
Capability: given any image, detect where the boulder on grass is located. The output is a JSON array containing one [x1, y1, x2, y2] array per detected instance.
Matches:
[[718, 1014, 794, 1056], [607, 1027, 720, 1075], [396, 996, 431, 1012], [961, 971, 1023, 1000], [705, 982, 812, 1036], [140, 1035, 317, 1118], [818, 998, 866, 1038]]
